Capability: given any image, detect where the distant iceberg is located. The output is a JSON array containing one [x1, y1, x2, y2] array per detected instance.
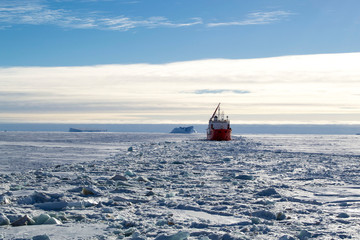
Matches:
[[69, 128, 107, 132], [170, 126, 197, 134]]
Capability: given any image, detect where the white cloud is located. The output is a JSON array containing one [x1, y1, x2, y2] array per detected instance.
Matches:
[[193, 89, 250, 94], [208, 11, 292, 27], [1, 53, 360, 124], [0, 1, 290, 31], [99, 16, 202, 31], [0, 1, 64, 25], [0, 0, 202, 30]]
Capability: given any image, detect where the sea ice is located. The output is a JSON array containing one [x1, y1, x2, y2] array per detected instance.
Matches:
[[0, 132, 360, 239]]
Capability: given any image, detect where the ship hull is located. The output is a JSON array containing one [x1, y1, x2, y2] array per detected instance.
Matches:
[[207, 129, 232, 141]]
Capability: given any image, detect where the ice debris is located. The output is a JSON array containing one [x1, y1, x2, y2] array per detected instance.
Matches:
[[252, 210, 276, 220], [234, 174, 254, 180], [297, 230, 312, 240], [256, 188, 280, 197], [111, 174, 128, 181], [33, 214, 51, 224], [154, 231, 190, 240], [276, 212, 286, 220], [279, 235, 295, 240], [125, 170, 136, 177], [81, 186, 101, 196], [11, 215, 35, 226], [337, 212, 350, 218], [35, 201, 68, 211], [0, 195, 11, 204], [0, 213, 10, 225], [32, 235, 51, 240], [44, 217, 62, 225]]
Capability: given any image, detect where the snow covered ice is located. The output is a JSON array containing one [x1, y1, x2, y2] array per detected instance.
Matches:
[[0, 132, 360, 239]]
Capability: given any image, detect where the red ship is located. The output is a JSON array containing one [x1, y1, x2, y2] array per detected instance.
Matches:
[[207, 103, 232, 141]]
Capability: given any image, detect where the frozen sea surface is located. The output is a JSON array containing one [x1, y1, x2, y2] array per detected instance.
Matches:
[[0, 132, 201, 173], [245, 134, 360, 156], [0, 132, 360, 239]]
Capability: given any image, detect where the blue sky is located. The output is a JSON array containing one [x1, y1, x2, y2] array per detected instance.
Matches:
[[1, 0, 360, 124], [1, 0, 360, 66]]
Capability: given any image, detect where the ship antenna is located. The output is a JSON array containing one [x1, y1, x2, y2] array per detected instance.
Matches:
[[210, 103, 221, 121]]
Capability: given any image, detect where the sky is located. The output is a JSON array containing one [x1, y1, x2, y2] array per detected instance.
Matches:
[[1, 0, 360, 124]]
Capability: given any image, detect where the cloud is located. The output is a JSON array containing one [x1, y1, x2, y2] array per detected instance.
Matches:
[[0, 1, 291, 31], [194, 89, 250, 94], [208, 11, 292, 27], [0, 1, 87, 28], [0, 0, 202, 30], [99, 17, 202, 31], [1, 52, 360, 124]]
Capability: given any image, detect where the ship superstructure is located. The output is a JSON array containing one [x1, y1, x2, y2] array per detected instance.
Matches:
[[207, 103, 232, 141]]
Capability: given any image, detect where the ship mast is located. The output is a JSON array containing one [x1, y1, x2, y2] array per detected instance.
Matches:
[[210, 103, 221, 121]]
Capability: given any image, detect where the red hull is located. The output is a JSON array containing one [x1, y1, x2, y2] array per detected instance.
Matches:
[[207, 129, 232, 141]]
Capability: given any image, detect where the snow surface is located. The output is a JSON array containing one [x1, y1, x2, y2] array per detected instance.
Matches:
[[0, 132, 360, 239]]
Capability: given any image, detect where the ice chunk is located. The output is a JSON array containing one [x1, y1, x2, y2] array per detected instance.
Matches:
[[252, 210, 276, 220], [156, 219, 168, 226], [131, 232, 146, 240], [81, 186, 101, 196], [250, 217, 261, 224], [155, 231, 190, 240], [276, 212, 286, 220], [68, 214, 86, 222], [190, 222, 209, 228], [32, 235, 51, 240], [0, 213, 10, 225], [166, 192, 175, 198], [102, 207, 114, 213], [11, 215, 35, 226], [0, 195, 11, 204], [297, 230, 312, 240], [146, 191, 155, 196], [111, 174, 128, 181], [235, 174, 254, 180], [44, 217, 62, 225], [19, 191, 64, 205], [222, 156, 233, 162], [32, 191, 53, 203], [35, 201, 68, 211], [125, 170, 136, 177], [250, 225, 270, 234], [337, 213, 350, 218], [33, 214, 51, 225], [137, 176, 149, 182], [279, 235, 295, 240], [222, 233, 244, 240], [256, 188, 280, 197]]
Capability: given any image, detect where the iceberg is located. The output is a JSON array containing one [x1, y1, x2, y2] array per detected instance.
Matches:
[[69, 128, 107, 132], [170, 126, 197, 134]]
